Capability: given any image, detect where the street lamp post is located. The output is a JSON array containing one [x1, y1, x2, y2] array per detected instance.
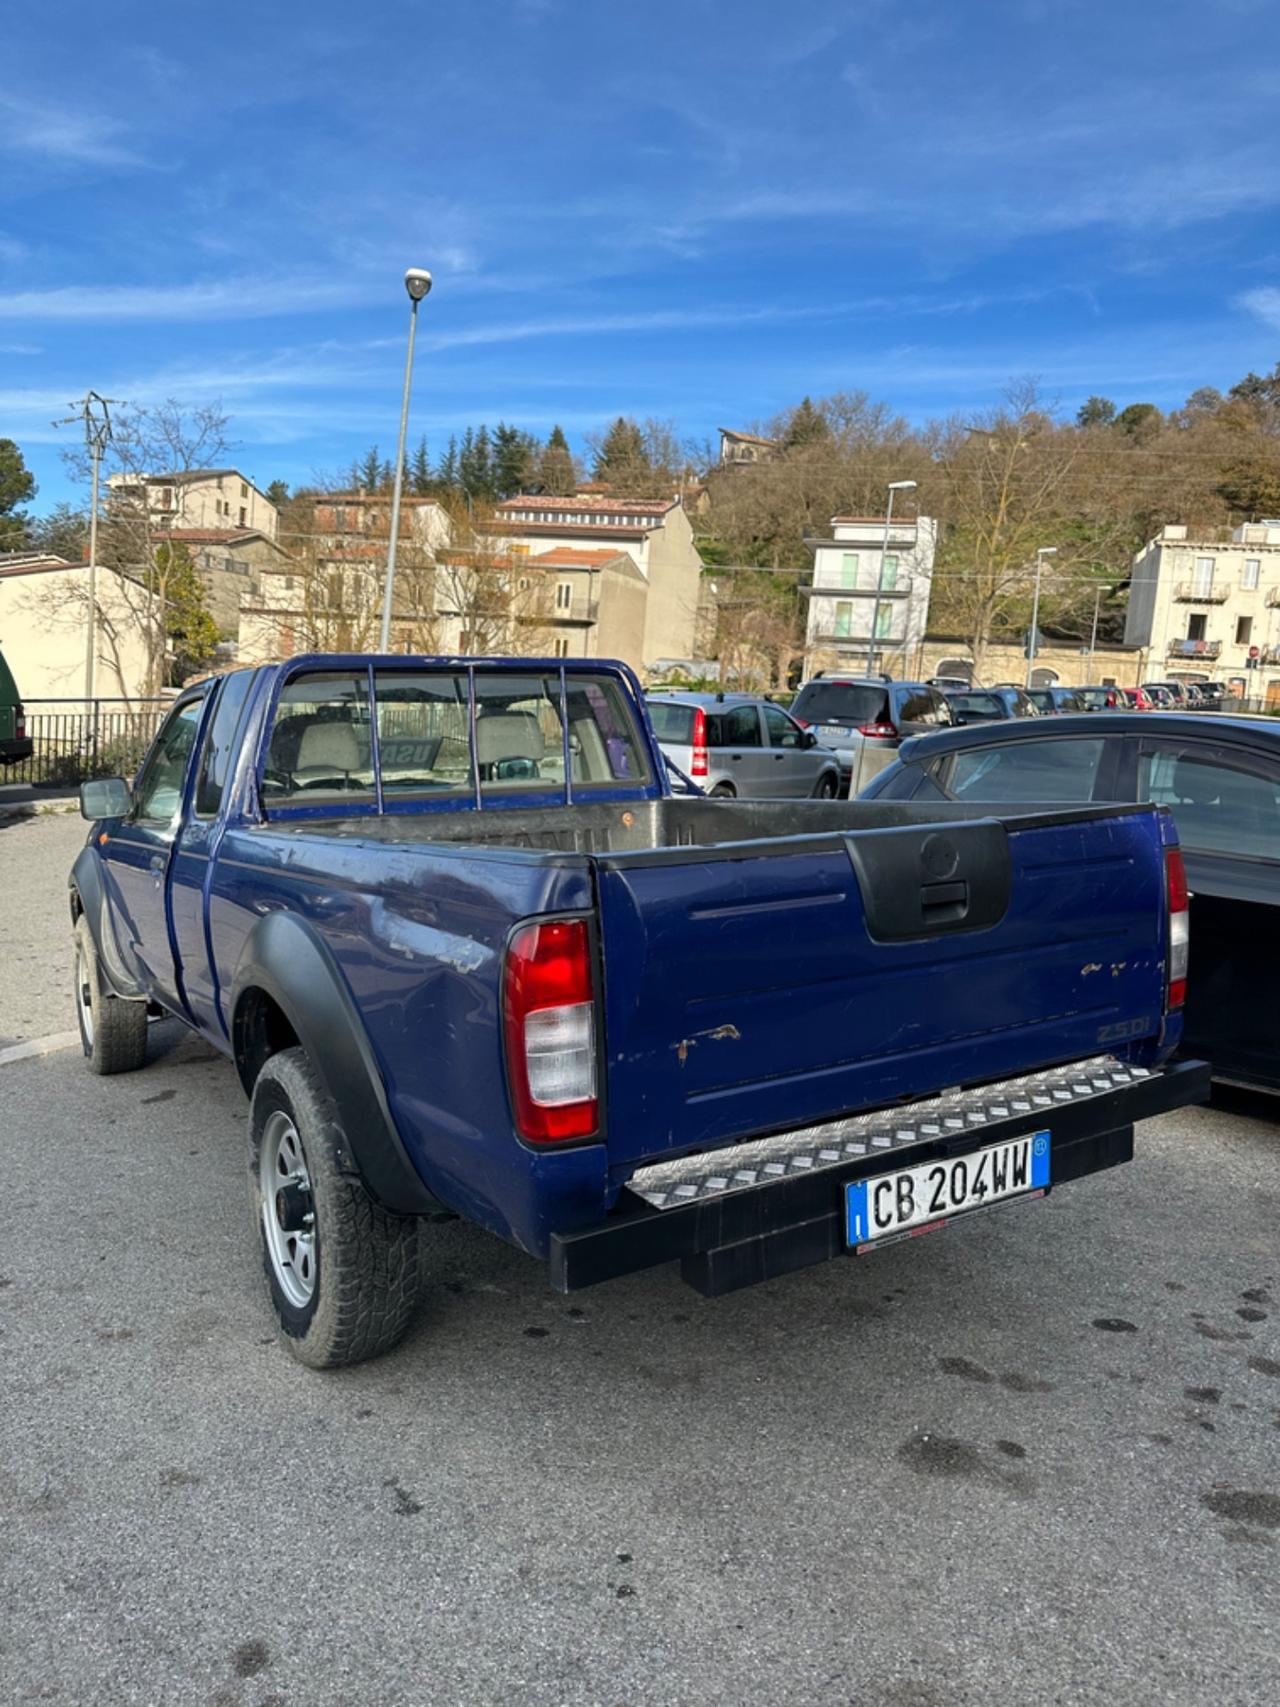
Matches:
[[1025, 547, 1057, 687], [378, 268, 432, 654], [866, 479, 917, 675]]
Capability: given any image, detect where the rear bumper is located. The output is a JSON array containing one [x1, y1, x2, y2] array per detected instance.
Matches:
[[0, 736, 33, 765], [549, 1055, 1211, 1296]]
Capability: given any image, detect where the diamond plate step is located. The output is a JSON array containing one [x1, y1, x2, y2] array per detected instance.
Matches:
[[626, 1055, 1153, 1210]]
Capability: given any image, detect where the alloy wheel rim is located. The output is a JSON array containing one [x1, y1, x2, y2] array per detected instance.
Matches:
[[260, 1109, 317, 1309]]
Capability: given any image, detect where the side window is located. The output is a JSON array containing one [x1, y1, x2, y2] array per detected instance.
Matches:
[[131, 698, 207, 825], [194, 671, 254, 818], [763, 704, 802, 748], [1138, 745, 1280, 859], [375, 671, 472, 796], [721, 704, 762, 747], [942, 738, 1109, 804], [263, 673, 374, 807], [898, 690, 930, 723]]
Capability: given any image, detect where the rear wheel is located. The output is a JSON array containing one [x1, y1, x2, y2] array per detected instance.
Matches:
[[709, 782, 736, 798], [814, 773, 838, 799], [73, 914, 148, 1075], [249, 1048, 424, 1369]]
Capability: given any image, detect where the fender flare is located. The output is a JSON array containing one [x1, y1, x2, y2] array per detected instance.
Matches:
[[229, 909, 446, 1217], [70, 845, 146, 1001]]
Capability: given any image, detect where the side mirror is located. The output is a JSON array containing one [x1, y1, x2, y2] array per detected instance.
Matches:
[[802, 730, 818, 748], [80, 777, 132, 821], [951, 713, 968, 727]]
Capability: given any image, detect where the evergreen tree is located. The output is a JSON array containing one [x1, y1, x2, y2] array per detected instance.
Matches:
[[379, 458, 395, 491], [780, 397, 830, 450], [537, 426, 577, 495], [593, 416, 648, 480], [492, 422, 538, 498], [265, 479, 290, 506], [149, 541, 219, 685], [410, 436, 432, 495], [459, 425, 493, 498], [436, 435, 460, 490], [1075, 397, 1116, 429], [357, 445, 383, 490], [0, 437, 36, 549]]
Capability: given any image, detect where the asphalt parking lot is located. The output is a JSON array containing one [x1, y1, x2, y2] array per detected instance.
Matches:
[[2, 810, 1278, 1706]]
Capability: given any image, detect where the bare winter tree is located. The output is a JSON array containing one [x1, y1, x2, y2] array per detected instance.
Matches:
[[52, 400, 232, 692]]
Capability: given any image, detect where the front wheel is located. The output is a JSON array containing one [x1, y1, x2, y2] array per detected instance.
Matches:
[[249, 1048, 424, 1369], [73, 913, 149, 1075]]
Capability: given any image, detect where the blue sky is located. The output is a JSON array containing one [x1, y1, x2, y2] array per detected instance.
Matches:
[[4, 0, 1280, 510]]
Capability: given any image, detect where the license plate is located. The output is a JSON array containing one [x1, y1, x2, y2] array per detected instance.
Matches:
[[820, 725, 847, 739], [845, 1132, 1050, 1250]]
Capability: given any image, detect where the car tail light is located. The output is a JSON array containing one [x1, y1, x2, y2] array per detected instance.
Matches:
[[15, 703, 25, 739], [503, 918, 598, 1143], [690, 705, 708, 778], [859, 722, 897, 739], [792, 717, 809, 729], [1165, 846, 1189, 1010]]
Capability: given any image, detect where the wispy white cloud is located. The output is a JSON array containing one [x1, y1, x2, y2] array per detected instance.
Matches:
[[0, 342, 41, 355], [0, 94, 144, 168], [1236, 286, 1280, 332], [0, 274, 380, 323]]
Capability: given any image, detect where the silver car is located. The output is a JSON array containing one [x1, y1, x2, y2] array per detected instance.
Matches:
[[645, 693, 842, 798]]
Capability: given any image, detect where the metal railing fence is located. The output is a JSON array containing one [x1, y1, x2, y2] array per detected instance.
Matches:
[[6, 698, 170, 787]]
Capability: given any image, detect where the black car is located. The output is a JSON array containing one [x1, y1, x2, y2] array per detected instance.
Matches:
[[1025, 685, 1085, 715], [945, 685, 1041, 723], [860, 712, 1280, 1091]]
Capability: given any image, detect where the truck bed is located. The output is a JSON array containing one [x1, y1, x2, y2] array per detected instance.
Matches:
[[271, 795, 1154, 856]]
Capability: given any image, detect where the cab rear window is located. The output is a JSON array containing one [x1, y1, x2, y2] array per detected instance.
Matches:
[[791, 683, 888, 724]]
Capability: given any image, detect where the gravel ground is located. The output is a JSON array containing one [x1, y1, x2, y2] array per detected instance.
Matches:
[[0, 809, 86, 1047], [2, 815, 1278, 1705]]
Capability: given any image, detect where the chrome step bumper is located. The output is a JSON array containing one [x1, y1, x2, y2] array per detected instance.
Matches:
[[626, 1054, 1155, 1210]]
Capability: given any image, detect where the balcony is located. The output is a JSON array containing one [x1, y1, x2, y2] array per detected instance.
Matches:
[[1167, 638, 1221, 659], [1266, 588, 1280, 608], [813, 631, 908, 649], [1262, 646, 1280, 665], [803, 583, 910, 600], [1173, 580, 1228, 603]]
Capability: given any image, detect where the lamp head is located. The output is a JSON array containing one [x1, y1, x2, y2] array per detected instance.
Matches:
[[404, 268, 433, 302], [888, 479, 918, 492]]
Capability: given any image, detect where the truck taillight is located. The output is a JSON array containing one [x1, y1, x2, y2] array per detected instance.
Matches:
[[15, 703, 25, 740], [1166, 846, 1189, 1009], [691, 705, 709, 778], [503, 918, 598, 1143], [859, 722, 897, 739]]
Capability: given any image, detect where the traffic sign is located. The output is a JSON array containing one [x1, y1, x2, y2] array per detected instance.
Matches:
[[1249, 645, 1260, 658]]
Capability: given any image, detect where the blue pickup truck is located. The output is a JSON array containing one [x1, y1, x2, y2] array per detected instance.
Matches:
[[70, 655, 1208, 1367]]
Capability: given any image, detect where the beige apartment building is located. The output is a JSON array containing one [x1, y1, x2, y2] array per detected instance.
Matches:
[[0, 553, 151, 700], [1126, 521, 1280, 704], [486, 495, 703, 672], [802, 514, 938, 678], [109, 468, 280, 539]]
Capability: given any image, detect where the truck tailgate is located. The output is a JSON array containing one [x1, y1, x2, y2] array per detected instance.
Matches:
[[595, 807, 1171, 1169]]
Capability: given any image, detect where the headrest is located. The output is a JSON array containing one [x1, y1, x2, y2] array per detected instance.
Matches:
[[475, 712, 544, 766], [295, 719, 364, 772]]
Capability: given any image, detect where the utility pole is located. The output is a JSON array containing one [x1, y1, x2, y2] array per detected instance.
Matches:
[[1025, 547, 1057, 687], [1086, 586, 1102, 685], [53, 392, 120, 704]]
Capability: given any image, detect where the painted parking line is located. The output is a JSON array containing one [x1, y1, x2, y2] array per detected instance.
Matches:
[[0, 1031, 81, 1068]]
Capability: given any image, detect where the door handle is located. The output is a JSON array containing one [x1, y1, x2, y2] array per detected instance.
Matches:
[[730, 754, 742, 761], [774, 754, 785, 761]]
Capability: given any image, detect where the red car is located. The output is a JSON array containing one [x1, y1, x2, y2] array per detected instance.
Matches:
[[1123, 687, 1157, 711]]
